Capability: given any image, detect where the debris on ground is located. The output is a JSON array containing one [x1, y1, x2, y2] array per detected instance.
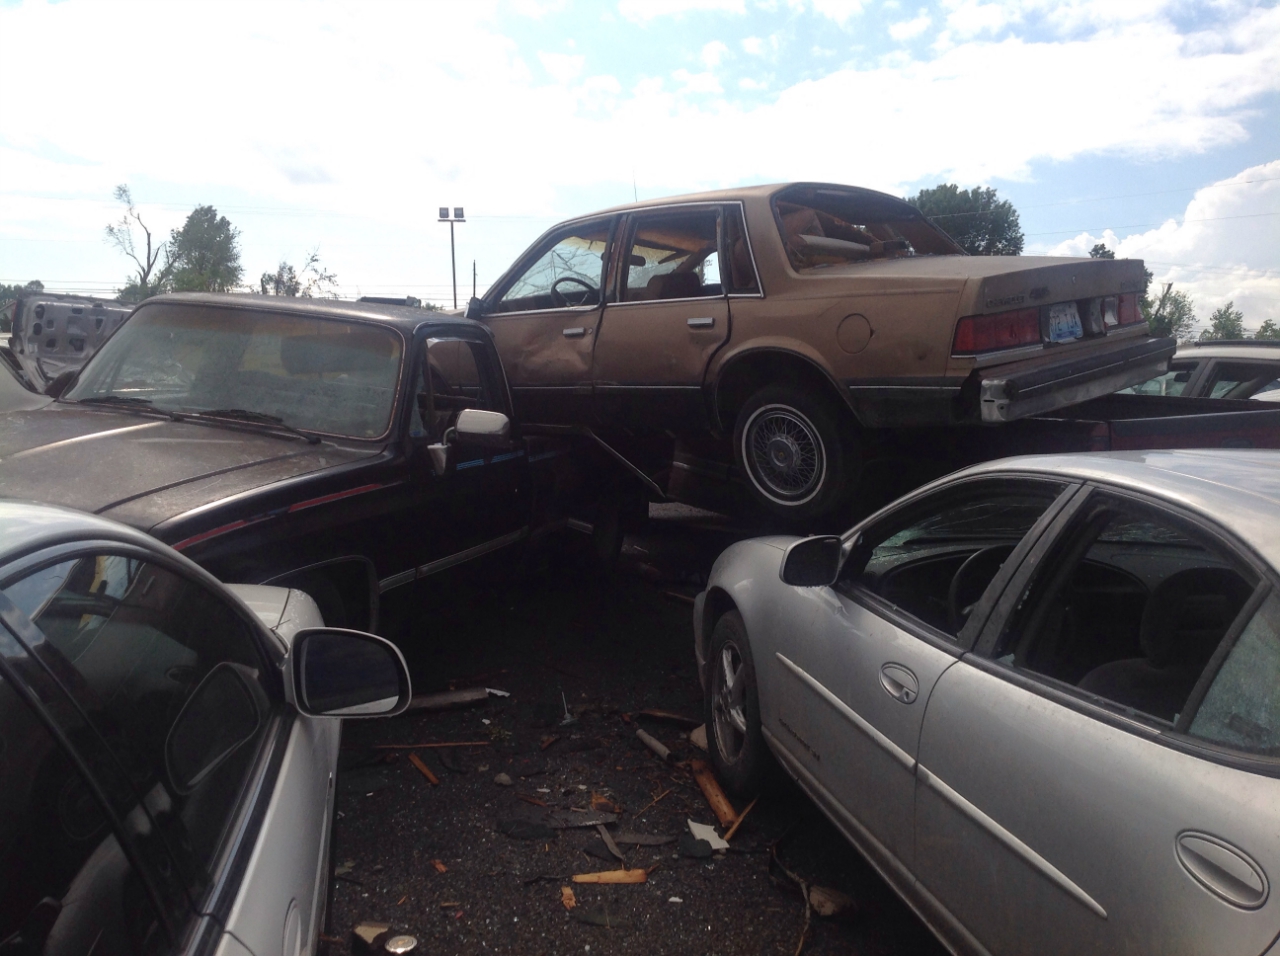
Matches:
[[678, 834, 714, 859], [571, 868, 649, 884], [689, 723, 708, 751], [493, 773, 513, 787], [430, 859, 447, 873], [590, 791, 622, 813], [486, 687, 511, 697], [571, 905, 630, 928], [809, 885, 856, 918], [724, 795, 759, 841], [351, 922, 390, 952], [613, 831, 675, 846], [668, 896, 683, 904], [407, 753, 439, 785], [687, 819, 729, 851], [498, 819, 555, 840], [690, 759, 738, 827], [335, 860, 355, 877], [596, 823, 624, 861], [383, 935, 417, 954], [560, 886, 577, 910], [372, 740, 490, 751], [637, 708, 701, 727], [635, 728, 674, 763], [546, 809, 618, 829], [403, 688, 490, 713]]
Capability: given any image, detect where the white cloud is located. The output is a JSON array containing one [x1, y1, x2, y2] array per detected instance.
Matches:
[[742, 36, 764, 55], [810, 0, 866, 24], [701, 40, 730, 67], [1045, 162, 1280, 330], [538, 51, 585, 83], [739, 76, 769, 90], [672, 68, 724, 94], [889, 11, 932, 40], [617, 0, 744, 22]]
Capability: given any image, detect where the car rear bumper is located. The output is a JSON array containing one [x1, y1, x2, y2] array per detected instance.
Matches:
[[977, 336, 1175, 423]]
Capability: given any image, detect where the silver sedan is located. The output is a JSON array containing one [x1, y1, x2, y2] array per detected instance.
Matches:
[[694, 450, 1280, 956], [0, 499, 411, 956]]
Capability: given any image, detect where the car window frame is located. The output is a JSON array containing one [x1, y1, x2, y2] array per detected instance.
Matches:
[[609, 202, 729, 307], [407, 325, 515, 443], [1199, 358, 1280, 400], [0, 538, 296, 921], [722, 202, 764, 298], [834, 473, 1082, 654], [484, 215, 618, 317], [970, 480, 1280, 777]]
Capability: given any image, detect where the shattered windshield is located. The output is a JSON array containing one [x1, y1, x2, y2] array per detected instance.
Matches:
[[65, 303, 404, 439], [773, 185, 963, 271]]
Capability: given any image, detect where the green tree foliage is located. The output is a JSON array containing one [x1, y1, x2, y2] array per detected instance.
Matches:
[[168, 206, 243, 293], [106, 185, 172, 302], [1147, 287, 1197, 341], [259, 250, 338, 298], [1089, 243, 1115, 259], [908, 184, 1024, 255], [1199, 301, 1247, 341], [1256, 319, 1280, 341]]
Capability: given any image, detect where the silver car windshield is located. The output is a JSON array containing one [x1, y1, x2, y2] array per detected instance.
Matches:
[[66, 303, 404, 440]]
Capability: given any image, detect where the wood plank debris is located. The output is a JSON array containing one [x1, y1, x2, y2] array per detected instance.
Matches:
[[402, 687, 489, 712], [408, 753, 439, 785], [723, 795, 758, 841], [571, 868, 648, 884], [690, 759, 738, 828]]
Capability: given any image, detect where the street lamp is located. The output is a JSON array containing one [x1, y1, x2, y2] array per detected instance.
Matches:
[[438, 206, 465, 309]]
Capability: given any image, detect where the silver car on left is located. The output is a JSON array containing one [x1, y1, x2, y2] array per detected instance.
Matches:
[[0, 499, 411, 956]]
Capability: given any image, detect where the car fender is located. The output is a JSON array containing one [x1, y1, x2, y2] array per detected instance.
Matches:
[[707, 340, 858, 432]]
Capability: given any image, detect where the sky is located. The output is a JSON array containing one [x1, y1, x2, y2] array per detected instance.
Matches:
[[1, 0, 1277, 333]]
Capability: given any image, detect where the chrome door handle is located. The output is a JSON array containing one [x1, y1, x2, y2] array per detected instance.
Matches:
[[879, 663, 919, 704], [562, 327, 588, 338], [687, 317, 715, 329]]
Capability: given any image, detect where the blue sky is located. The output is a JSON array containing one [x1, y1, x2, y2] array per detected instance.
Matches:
[[1, 0, 1277, 328]]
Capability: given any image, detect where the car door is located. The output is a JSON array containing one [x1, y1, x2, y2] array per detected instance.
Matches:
[[592, 204, 730, 429], [771, 476, 1073, 873], [0, 546, 314, 956], [914, 486, 1280, 956], [401, 330, 529, 582], [478, 217, 615, 424]]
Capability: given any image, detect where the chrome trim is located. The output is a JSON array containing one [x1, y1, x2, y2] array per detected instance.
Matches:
[[606, 297, 726, 308], [485, 305, 599, 318], [377, 527, 528, 593], [916, 764, 1108, 920], [687, 317, 716, 328], [562, 327, 587, 338], [776, 653, 915, 772]]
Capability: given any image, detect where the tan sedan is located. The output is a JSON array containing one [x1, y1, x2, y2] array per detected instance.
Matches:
[[466, 183, 1168, 519]]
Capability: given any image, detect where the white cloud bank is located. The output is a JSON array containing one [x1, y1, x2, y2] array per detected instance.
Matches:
[[1047, 162, 1280, 331]]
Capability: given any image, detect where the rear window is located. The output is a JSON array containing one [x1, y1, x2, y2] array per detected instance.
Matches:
[[773, 185, 963, 271]]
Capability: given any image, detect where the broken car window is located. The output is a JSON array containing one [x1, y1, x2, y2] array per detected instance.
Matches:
[[496, 220, 611, 313], [624, 208, 723, 301], [65, 304, 404, 440], [772, 184, 963, 271]]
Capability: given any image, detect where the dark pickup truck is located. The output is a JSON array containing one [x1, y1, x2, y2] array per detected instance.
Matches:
[[0, 293, 626, 630]]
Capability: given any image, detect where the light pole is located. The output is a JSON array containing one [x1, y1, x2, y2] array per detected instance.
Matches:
[[438, 206, 465, 309]]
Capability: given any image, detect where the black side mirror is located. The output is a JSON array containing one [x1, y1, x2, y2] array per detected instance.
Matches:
[[45, 369, 78, 398], [292, 628, 412, 717], [780, 535, 843, 587], [464, 297, 488, 319]]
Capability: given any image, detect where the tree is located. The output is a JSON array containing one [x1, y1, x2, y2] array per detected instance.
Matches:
[[1147, 287, 1196, 341], [908, 183, 1024, 255], [1199, 301, 1246, 341], [1256, 319, 1280, 341], [0, 279, 43, 306], [168, 205, 243, 293], [1089, 243, 1115, 259], [259, 250, 338, 298], [105, 185, 172, 302]]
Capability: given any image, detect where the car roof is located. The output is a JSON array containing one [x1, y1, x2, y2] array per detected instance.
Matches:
[[1178, 342, 1280, 362], [0, 498, 165, 565], [577, 181, 922, 220], [958, 449, 1280, 567], [134, 292, 478, 335]]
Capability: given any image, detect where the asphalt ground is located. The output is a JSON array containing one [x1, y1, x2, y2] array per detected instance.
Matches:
[[326, 507, 948, 956]]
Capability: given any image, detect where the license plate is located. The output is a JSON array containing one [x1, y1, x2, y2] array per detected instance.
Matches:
[[1048, 302, 1083, 343]]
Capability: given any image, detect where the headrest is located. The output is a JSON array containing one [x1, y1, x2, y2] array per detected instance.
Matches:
[[645, 272, 703, 300], [1140, 567, 1252, 667]]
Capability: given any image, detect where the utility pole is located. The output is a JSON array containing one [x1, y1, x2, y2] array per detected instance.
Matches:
[[472, 260, 477, 300], [438, 206, 465, 309]]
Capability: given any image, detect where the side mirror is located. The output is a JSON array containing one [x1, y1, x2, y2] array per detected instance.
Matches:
[[780, 536, 843, 587], [464, 296, 488, 319], [455, 408, 510, 447], [45, 369, 78, 398], [292, 628, 412, 718]]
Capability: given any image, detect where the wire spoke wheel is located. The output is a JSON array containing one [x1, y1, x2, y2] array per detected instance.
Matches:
[[711, 640, 748, 763], [743, 404, 827, 504]]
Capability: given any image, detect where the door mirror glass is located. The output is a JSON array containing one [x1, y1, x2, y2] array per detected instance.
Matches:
[[781, 536, 843, 587], [294, 628, 411, 717], [455, 407, 510, 447]]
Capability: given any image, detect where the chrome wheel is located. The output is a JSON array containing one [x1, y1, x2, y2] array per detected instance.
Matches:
[[741, 403, 827, 505], [711, 640, 749, 764]]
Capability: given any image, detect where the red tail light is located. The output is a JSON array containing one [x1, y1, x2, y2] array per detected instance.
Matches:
[[952, 307, 1041, 354], [1117, 293, 1143, 326]]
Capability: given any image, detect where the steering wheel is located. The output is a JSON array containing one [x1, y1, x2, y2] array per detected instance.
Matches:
[[947, 544, 1016, 634], [551, 275, 597, 307]]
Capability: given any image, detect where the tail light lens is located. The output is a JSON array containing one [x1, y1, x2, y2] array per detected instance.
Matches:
[[1117, 293, 1143, 326], [952, 307, 1041, 354]]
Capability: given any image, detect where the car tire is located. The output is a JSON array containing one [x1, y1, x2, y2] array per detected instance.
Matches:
[[732, 385, 854, 523], [704, 610, 771, 797]]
